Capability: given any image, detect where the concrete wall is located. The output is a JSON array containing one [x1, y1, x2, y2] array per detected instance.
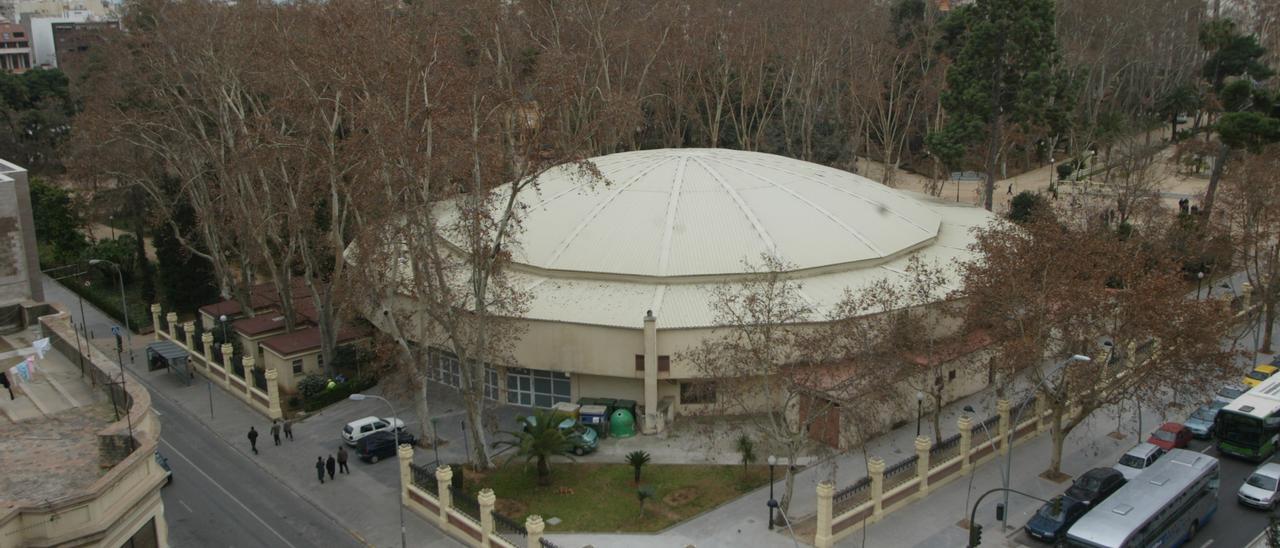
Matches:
[[0, 159, 41, 306]]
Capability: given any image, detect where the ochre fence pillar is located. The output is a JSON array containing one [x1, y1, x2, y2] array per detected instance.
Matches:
[[869, 456, 885, 516], [478, 488, 496, 548], [915, 436, 932, 495], [398, 444, 413, 506], [166, 312, 178, 339], [814, 481, 834, 548], [436, 465, 453, 522], [525, 515, 544, 548], [150, 304, 162, 341], [265, 368, 282, 420], [242, 356, 255, 398], [200, 333, 214, 366], [182, 321, 195, 350]]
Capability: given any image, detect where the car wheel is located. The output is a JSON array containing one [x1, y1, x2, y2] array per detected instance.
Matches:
[[371, 455, 380, 463], [574, 446, 585, 456], [1188, 519, 1198, 538]]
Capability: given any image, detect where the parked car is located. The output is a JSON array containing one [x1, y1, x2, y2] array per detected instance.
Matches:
[[1146, 422, 1192, 451], [1215, 383, 1248, 405], [521, 415, 600, 456], [1113, 443, 1166, 480], [1064, 467, 1126, 506], [355, 431, 418, 463], [342, 416, 406, 446], [155, 450, 172, 486], [1185, 401, 1228, 439], [1024, 496, 1090, 543], [1239, 462, 1280, 510], [1244, 364, 1279, 388]]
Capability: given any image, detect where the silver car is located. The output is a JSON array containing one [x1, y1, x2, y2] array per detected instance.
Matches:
[[1239, 463, 1280, 509], [1214, 384, 1247, 406], [1113, 443, 1165, 480]]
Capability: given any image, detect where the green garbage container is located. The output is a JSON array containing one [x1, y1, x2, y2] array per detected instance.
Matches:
[[614, 399, 638, 419], [610, 408, 636, 438]]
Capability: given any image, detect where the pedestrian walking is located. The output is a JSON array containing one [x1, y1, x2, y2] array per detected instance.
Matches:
[[247, 426, 259, 454], [0, 371, 12, 400], [316, 457, 325, 484], [271, 420, 281, 446], [326, 455, 337, 480], [337, 446, 349, 474], [283, 417, 293, 441]]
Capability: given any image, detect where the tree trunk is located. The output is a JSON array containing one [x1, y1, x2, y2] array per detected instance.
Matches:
[[983, 116, 1003, 211], [416, 374, 436, 448], [1202, 143, 1231, 217], [1265, 297, 1276, 354], [779, 448, 798, 518], [536, 456, 550, 486], [1048, 417, 1068, 476], [932, 395, 943, 445]]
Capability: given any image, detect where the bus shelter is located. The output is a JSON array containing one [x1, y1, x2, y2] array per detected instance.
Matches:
[[146, 340, 191, 385]]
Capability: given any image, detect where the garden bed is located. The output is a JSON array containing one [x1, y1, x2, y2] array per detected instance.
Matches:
[[465, 463, 769, 532]]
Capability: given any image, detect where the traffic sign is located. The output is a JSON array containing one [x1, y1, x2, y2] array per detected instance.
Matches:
[[111, 326, 121, 337]]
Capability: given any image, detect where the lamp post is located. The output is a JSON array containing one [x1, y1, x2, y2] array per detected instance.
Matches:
[[88, 259, 132, 361], [999, 354, 1091, 532], [42, 264, 91, 375], [1196, 271, 1205, 299], [349, 393, 406, 548], [767, 455, 777, 530], [916, 391, 925, 437]]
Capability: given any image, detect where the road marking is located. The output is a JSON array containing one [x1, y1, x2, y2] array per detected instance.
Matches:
[[160, 439, 299, 548], [179, 499, 193, 514], [1200, 539, 1214, 548], [1201, 444, 1214, 454]]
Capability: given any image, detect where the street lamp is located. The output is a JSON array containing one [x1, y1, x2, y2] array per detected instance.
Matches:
[[42, 264, 91, 376], [999, 354, 1091, 532], [916, 391, 925, 437], [350, 393, 406, 548], [961, 404, 998, 529], [767, 455, 777, 530], [88, 259, 132, 361], [218, 314, 229, 347], [1196, 271, 1205, 299]]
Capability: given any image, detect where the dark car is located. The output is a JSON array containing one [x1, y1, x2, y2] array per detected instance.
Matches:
[[1024, 496, 1089, 543], [356, 431, 418, 463], [1064, 467, 1126, 506]]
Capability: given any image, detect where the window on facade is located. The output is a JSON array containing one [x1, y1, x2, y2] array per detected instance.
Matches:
[[680, 381, 717, 404], [634, 355, 671, 371], [484, 366, 499, 401], [292, 359, 303, 374], [506, 368, 570, 408], [317, 353, 324, 371], [120, 517, 158, 548]]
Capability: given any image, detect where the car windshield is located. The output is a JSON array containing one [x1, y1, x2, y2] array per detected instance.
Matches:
[[1191, 408, 1215, 421], [1221, 386, 1246, 399], [1118, 454, 1146, 468], [343, 425, 353, 434], [1248, 473, 1279, 491], [1077, 477, 1101, 490], [1249, 371, 1270, 380], [1036, 500, 1068, 521], [1152, 430, 1176, 442]]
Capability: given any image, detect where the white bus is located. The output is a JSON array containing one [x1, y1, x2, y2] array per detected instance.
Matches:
[[1064, 449, 1218, 548], [1215, 374, 1280, 461]]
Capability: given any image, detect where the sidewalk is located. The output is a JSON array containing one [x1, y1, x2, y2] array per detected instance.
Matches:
[[41, 277, 461, 548]]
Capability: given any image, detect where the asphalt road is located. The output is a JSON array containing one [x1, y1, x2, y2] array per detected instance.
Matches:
[[151, 372, 365, 548]]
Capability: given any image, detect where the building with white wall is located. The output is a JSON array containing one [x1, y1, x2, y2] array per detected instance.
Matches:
[[365, 148, 998, 437]]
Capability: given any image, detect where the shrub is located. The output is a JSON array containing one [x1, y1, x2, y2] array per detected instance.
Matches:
[[300, 374, 378, 412], [1008, 191, 1051, 224]]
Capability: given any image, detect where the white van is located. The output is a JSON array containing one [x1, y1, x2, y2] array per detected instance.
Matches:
[[342, 416, 405, 446]]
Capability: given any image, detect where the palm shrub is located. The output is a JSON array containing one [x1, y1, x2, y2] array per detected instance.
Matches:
[[736, 434, 756, 472], [493, 410, 575, 486], [637, 485, 655, 517], [626, 450, 651, 484]]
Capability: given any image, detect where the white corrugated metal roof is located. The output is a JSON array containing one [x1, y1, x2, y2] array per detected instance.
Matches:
[[507, 149, 943, 278]]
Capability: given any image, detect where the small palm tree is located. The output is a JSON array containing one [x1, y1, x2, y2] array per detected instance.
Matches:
[[493, 410, 575, 486], [736, 434, 756, 472], [626, 450, 651, 484]]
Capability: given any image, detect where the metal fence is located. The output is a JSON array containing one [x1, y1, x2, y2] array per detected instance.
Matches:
[[410, 463, 438, 496], [539, 538, 561, 548], [832, 476, 872, 514], [493, 511, 527, 545], [450, 485, 481, 524]]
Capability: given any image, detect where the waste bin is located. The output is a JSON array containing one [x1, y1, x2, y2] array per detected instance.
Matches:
[[552, 401, 581, 420], [614, 399, 638, 420], [577, 397, 603, 408], [609, 408, 636, 438], [595, 398, 618, 416], [579, 404, 610, 439]]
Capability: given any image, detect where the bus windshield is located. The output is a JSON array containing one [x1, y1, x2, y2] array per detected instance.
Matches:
[[1218, 412, 1264, 445]]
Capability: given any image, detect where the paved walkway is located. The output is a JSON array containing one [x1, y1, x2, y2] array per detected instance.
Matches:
[[41, 277, 461, 548]]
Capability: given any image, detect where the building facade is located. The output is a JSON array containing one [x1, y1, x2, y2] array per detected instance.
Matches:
[[0, 159, 42, 311], [0, 21, 31, 72]]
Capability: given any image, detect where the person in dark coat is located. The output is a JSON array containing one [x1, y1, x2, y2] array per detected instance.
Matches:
[[283, 418, 294, 441], [0, 371, 12, 400], [316, 457, 325, 484], [326, 455, 337, 480], [337, 446, 350, 474], [271, 420, 282, 446], [247, 426, 259, 454]]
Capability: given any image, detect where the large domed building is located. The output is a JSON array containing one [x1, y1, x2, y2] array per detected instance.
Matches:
[[384, 148, 995, 435]]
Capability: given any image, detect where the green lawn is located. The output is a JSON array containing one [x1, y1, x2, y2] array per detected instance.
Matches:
[[467, 462, 769, 532]]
